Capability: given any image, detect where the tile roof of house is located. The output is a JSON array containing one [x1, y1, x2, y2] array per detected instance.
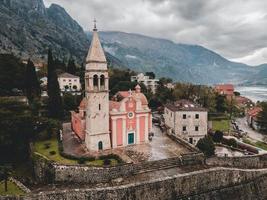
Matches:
[[247, 107, 262, 118], [165, 99, 207, 111], [58, 72, 79, 78]]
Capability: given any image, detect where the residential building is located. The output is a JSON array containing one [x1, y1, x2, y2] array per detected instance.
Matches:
[[214, 84, 234, 99], [164, 99, 208, 145], [58, 72, 81, 94], [246, 107, 262, 130], [71, 24, 152, 151], [131, 73, 159, 93]]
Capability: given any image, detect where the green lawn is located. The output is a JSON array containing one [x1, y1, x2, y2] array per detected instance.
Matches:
[[243, 138, 267, 151], [212, 120, 230, 132], [34, 138, 77, 164], [0, 181, 25, 196], [34, 138, 120, 166]]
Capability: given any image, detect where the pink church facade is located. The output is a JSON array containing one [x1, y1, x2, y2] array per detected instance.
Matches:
[[71, 86, 152, 149], [70, 23, 152, 151]]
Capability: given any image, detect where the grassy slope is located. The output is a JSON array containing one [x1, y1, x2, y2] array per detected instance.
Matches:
[[0, 181, 25, 196]]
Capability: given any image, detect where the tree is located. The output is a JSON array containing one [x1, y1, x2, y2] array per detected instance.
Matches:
[[47, 72, 63, 119], [0, 166, 12, 192], [196, 136, 215, 157], [0, 99, 35, 163], [66, 58, 76, 75], [24, 59, 40, 102], [257, 102, 267, 134], [145, 72, 155, 79], [213, 130, 224, 143], [0, 54, 25, 95], [47, 49, 55, 98], [215, 94, 227, 113]]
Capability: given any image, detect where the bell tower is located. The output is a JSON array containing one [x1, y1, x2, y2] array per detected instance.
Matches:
[[84, 20, 111, 151]]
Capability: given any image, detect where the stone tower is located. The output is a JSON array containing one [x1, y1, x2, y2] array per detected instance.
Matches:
[[84, 22, 111, 151]]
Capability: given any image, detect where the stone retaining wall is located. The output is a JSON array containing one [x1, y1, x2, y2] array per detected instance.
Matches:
[[25, 167, 267, 200], [166, 133, 199, 152], [33, 152, 204, 184], [206, 153, 267, 168]]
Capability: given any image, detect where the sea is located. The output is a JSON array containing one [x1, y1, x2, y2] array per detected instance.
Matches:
[[235, 85, 267, 103]]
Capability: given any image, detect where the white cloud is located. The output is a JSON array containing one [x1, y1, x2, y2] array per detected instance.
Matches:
[[232, 48, 267, 66], [43, 0, 267, 65]]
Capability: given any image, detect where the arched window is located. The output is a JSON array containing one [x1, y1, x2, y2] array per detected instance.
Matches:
[[93, 74, 98, 91], [98, 141, 103, 150], [100, 74, 105, 90]]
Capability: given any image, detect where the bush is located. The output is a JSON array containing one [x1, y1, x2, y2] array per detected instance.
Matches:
[[77, 157, 86, 164], [213, 130, 224, 143], [196, 136, 215, 157], [103, 159, 111, 166], [223, 138, 237, 148], [44, 143, 51, 149], [49, 151, 56, 155]]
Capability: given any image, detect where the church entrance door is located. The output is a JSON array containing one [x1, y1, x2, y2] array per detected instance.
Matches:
[[128, 133, 134, 144]]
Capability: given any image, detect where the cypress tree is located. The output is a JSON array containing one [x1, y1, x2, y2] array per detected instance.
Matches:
[[24, 59, 40, 102], [47, 71, 63, 119], [66, 58, 76, 75], [47, 49, 54, 98]]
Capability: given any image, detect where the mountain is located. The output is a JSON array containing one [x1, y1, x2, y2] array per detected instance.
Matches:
[[0, 0, 126, 69], [245, 64, 267, 85], [87, 31, 263, 85], [0, 0, 265, 85]]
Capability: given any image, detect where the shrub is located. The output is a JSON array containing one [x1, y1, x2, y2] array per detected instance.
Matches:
[[213, 130, 224, 143], [223, 138, 237, 148], [103, 159, 111, 166], [77, 157, 86, 164], [44, 143, 51, 149], [49, 151, 56, 155], [196, 136, 215, 157]]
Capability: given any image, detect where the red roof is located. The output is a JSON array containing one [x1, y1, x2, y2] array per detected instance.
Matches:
[[215, 84, 234, 95], [247, 107, 262, 117], [109, 101, 121, 110]]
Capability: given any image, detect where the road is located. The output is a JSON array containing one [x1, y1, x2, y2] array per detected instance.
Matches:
[[236, 117, 265, 142]]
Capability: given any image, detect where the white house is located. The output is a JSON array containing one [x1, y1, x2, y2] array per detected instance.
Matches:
[[131, 73, 159, 94], [58, 72, 81, 94], [164, 99, 208, 145]]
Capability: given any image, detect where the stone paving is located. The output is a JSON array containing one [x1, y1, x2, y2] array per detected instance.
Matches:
[[62, 123, 191, 163]]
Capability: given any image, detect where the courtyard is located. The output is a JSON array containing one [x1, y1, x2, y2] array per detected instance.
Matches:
[[62, 123, 192, 164]]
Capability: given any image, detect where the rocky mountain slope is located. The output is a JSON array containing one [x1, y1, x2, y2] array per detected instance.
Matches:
[[90, 31, 265, 84], [0, 0, 126, 69]]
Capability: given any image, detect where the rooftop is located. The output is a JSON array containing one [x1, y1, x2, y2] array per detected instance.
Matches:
[[58, 72, 79, 79], [165, 99, 207, 112]]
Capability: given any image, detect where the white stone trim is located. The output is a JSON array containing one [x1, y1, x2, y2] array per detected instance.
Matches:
[[136, 115, 140, 144], [112, 118, 117, 148]]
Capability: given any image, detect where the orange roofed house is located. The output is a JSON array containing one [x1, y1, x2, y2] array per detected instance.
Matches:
[[71, 23, 152, 151], [214, 84, 234, 100], [246, 107, 262, 130]]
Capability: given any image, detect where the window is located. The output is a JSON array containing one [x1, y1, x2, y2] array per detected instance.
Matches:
[[74, 79, 77, 82], [183, 114, 186, 119], [171, 112, 172, 117], [183, 126, 187, 131], [98, 141, 103, 150], [128, 112, 134, 119], [100, 74, 105, 89], [63, 79, 66, 82], [195, 114, 199, 119], [93, 74, 98, 90], [195, 126, 199, 131], [99, 104, 101, 110], [69, 79, 71, 82]]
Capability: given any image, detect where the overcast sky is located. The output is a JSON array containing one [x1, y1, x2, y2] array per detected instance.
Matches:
[[43, 0, 267, 66]]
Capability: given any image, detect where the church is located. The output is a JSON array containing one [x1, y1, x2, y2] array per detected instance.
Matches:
[[71, 23, 152, 151]]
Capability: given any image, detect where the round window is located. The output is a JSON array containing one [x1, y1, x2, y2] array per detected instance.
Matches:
[[128, 112, 134, 119]]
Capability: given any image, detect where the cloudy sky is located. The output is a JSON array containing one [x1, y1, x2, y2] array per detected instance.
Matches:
[[43, 0, 267, 66]]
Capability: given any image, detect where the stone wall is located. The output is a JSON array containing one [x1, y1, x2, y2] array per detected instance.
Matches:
[[206, 153, 267, 168], [24, 167, 267, 200], [33, 152, 204, 184], [167, 132, 199, 152], [53, 153, 204, 183]]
